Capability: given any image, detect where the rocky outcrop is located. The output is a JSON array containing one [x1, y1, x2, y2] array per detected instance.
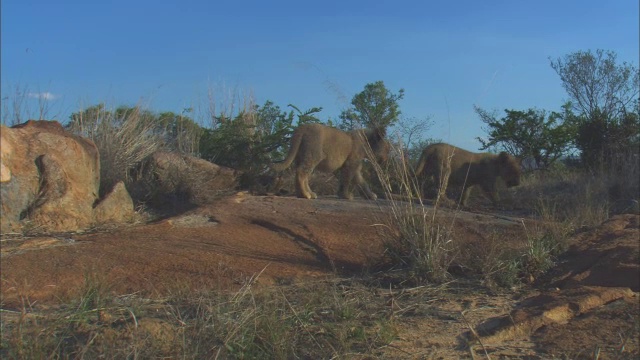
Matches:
[[129, 151, 239, 210], [468, 214, 639, 345], [93, 181, 135, 225], [1, 120, 134, 233]]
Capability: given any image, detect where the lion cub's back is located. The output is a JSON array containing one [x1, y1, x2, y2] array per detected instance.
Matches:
[[431, 143, 498, 163]]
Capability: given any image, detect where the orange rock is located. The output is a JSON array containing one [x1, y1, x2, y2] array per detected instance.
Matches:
[[1, 120, 134, 233]]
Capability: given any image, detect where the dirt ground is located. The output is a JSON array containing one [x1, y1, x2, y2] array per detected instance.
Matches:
[[1, 193, 639, 358]]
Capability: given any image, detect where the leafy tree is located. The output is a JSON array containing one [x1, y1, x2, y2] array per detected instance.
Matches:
[[550, 49, 639, 121], [67, 103, 109, 137], [569, 104, 640, 170], [475, 106, 575, 170], [550, 49, 639, 168], [199, 101, 323, 187], [253, 101, 292, 139], [339, 81, 404, 130], [287, 104, 323, 126], [392, 116, 440, 166], [157, 109, 203, 154]]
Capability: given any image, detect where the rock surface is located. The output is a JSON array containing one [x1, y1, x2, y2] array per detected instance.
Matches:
[[470, 214, 639, 345], [1, 120, 100, 232], [93, 181, 135, 225], [1, 195, 638, 358], [0, 120, 134, 233], [129, 151, 239, 211]]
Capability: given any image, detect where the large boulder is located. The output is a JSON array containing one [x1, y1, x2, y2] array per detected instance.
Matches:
[[129, 151, 239, 211], [1, 120, 134, 233], [93, 181, 136, 225]]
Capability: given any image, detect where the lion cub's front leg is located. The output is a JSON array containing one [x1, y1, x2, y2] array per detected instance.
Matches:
[[360, 184, 378, 200], [341, 164, 378, 200], [356, 171, 377, 200], [337, 186, 354, 200]]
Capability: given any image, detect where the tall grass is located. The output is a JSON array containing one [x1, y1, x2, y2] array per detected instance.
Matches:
[[516, 154, 639, 229], [67, 103, 165, 196], [1, 84, 62, 126], [364, 136, 610, 289], [189, 82, 257, 131], [367, 138, 458, 285]]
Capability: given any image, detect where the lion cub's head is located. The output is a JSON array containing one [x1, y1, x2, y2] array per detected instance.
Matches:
[[497, 152, 521, 187], [365, 126, 390, 164]]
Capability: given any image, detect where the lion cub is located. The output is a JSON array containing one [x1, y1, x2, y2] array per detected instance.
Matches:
[[415, 143, 521, 206], [272, 123, 389, 200]]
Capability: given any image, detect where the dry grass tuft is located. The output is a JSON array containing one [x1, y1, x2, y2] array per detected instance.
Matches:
[[67, 103, 165, 197], [367, 139, 459, 285]]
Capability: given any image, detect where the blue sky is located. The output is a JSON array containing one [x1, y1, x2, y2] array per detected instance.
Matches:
[[2, 0, 638, 150]]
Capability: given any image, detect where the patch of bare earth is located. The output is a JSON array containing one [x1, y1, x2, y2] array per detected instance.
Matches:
[[0, 193, 521, 306], [1, 194, 638, 358]]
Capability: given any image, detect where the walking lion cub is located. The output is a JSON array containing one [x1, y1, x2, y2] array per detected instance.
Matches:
[[415, 143, 521, 206], [272, 123, 389, 200]]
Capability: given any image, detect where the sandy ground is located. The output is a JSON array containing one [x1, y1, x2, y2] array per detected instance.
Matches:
[[1, 193, 638, 358]]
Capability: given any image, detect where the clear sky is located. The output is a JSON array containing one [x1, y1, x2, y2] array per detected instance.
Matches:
[[2, 0, 638, 150]]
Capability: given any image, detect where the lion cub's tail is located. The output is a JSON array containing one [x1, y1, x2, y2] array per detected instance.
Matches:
[[271, 130, 303, 172]]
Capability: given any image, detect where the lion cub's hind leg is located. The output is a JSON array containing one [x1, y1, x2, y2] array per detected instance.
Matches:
[[337, 166, 355, 200], [460, 185, 474, 207], [355, 168, 377, 200], [480, 182, 500, 206], [295, 166, 317, 199]]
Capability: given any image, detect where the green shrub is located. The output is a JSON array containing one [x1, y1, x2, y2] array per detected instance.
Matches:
[[199, 101, 323, 191]]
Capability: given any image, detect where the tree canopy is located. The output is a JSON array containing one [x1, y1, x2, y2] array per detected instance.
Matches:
[[475, 106, 575, 170], [339, 81, 404, 130], [199, 101, 323, 186], [550, 49, 640, 169], [550, 49, 639, 122]]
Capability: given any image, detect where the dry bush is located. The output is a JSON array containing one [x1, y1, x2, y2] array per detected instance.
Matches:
[[454, 221, 563, 291], [469, 154, 639, 289], [368, 137, 567, 289], [606, 150, 640, 214], [67, 104, 165, 197], [518, 149, 639, 224], [457, 230, 522, 289]]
